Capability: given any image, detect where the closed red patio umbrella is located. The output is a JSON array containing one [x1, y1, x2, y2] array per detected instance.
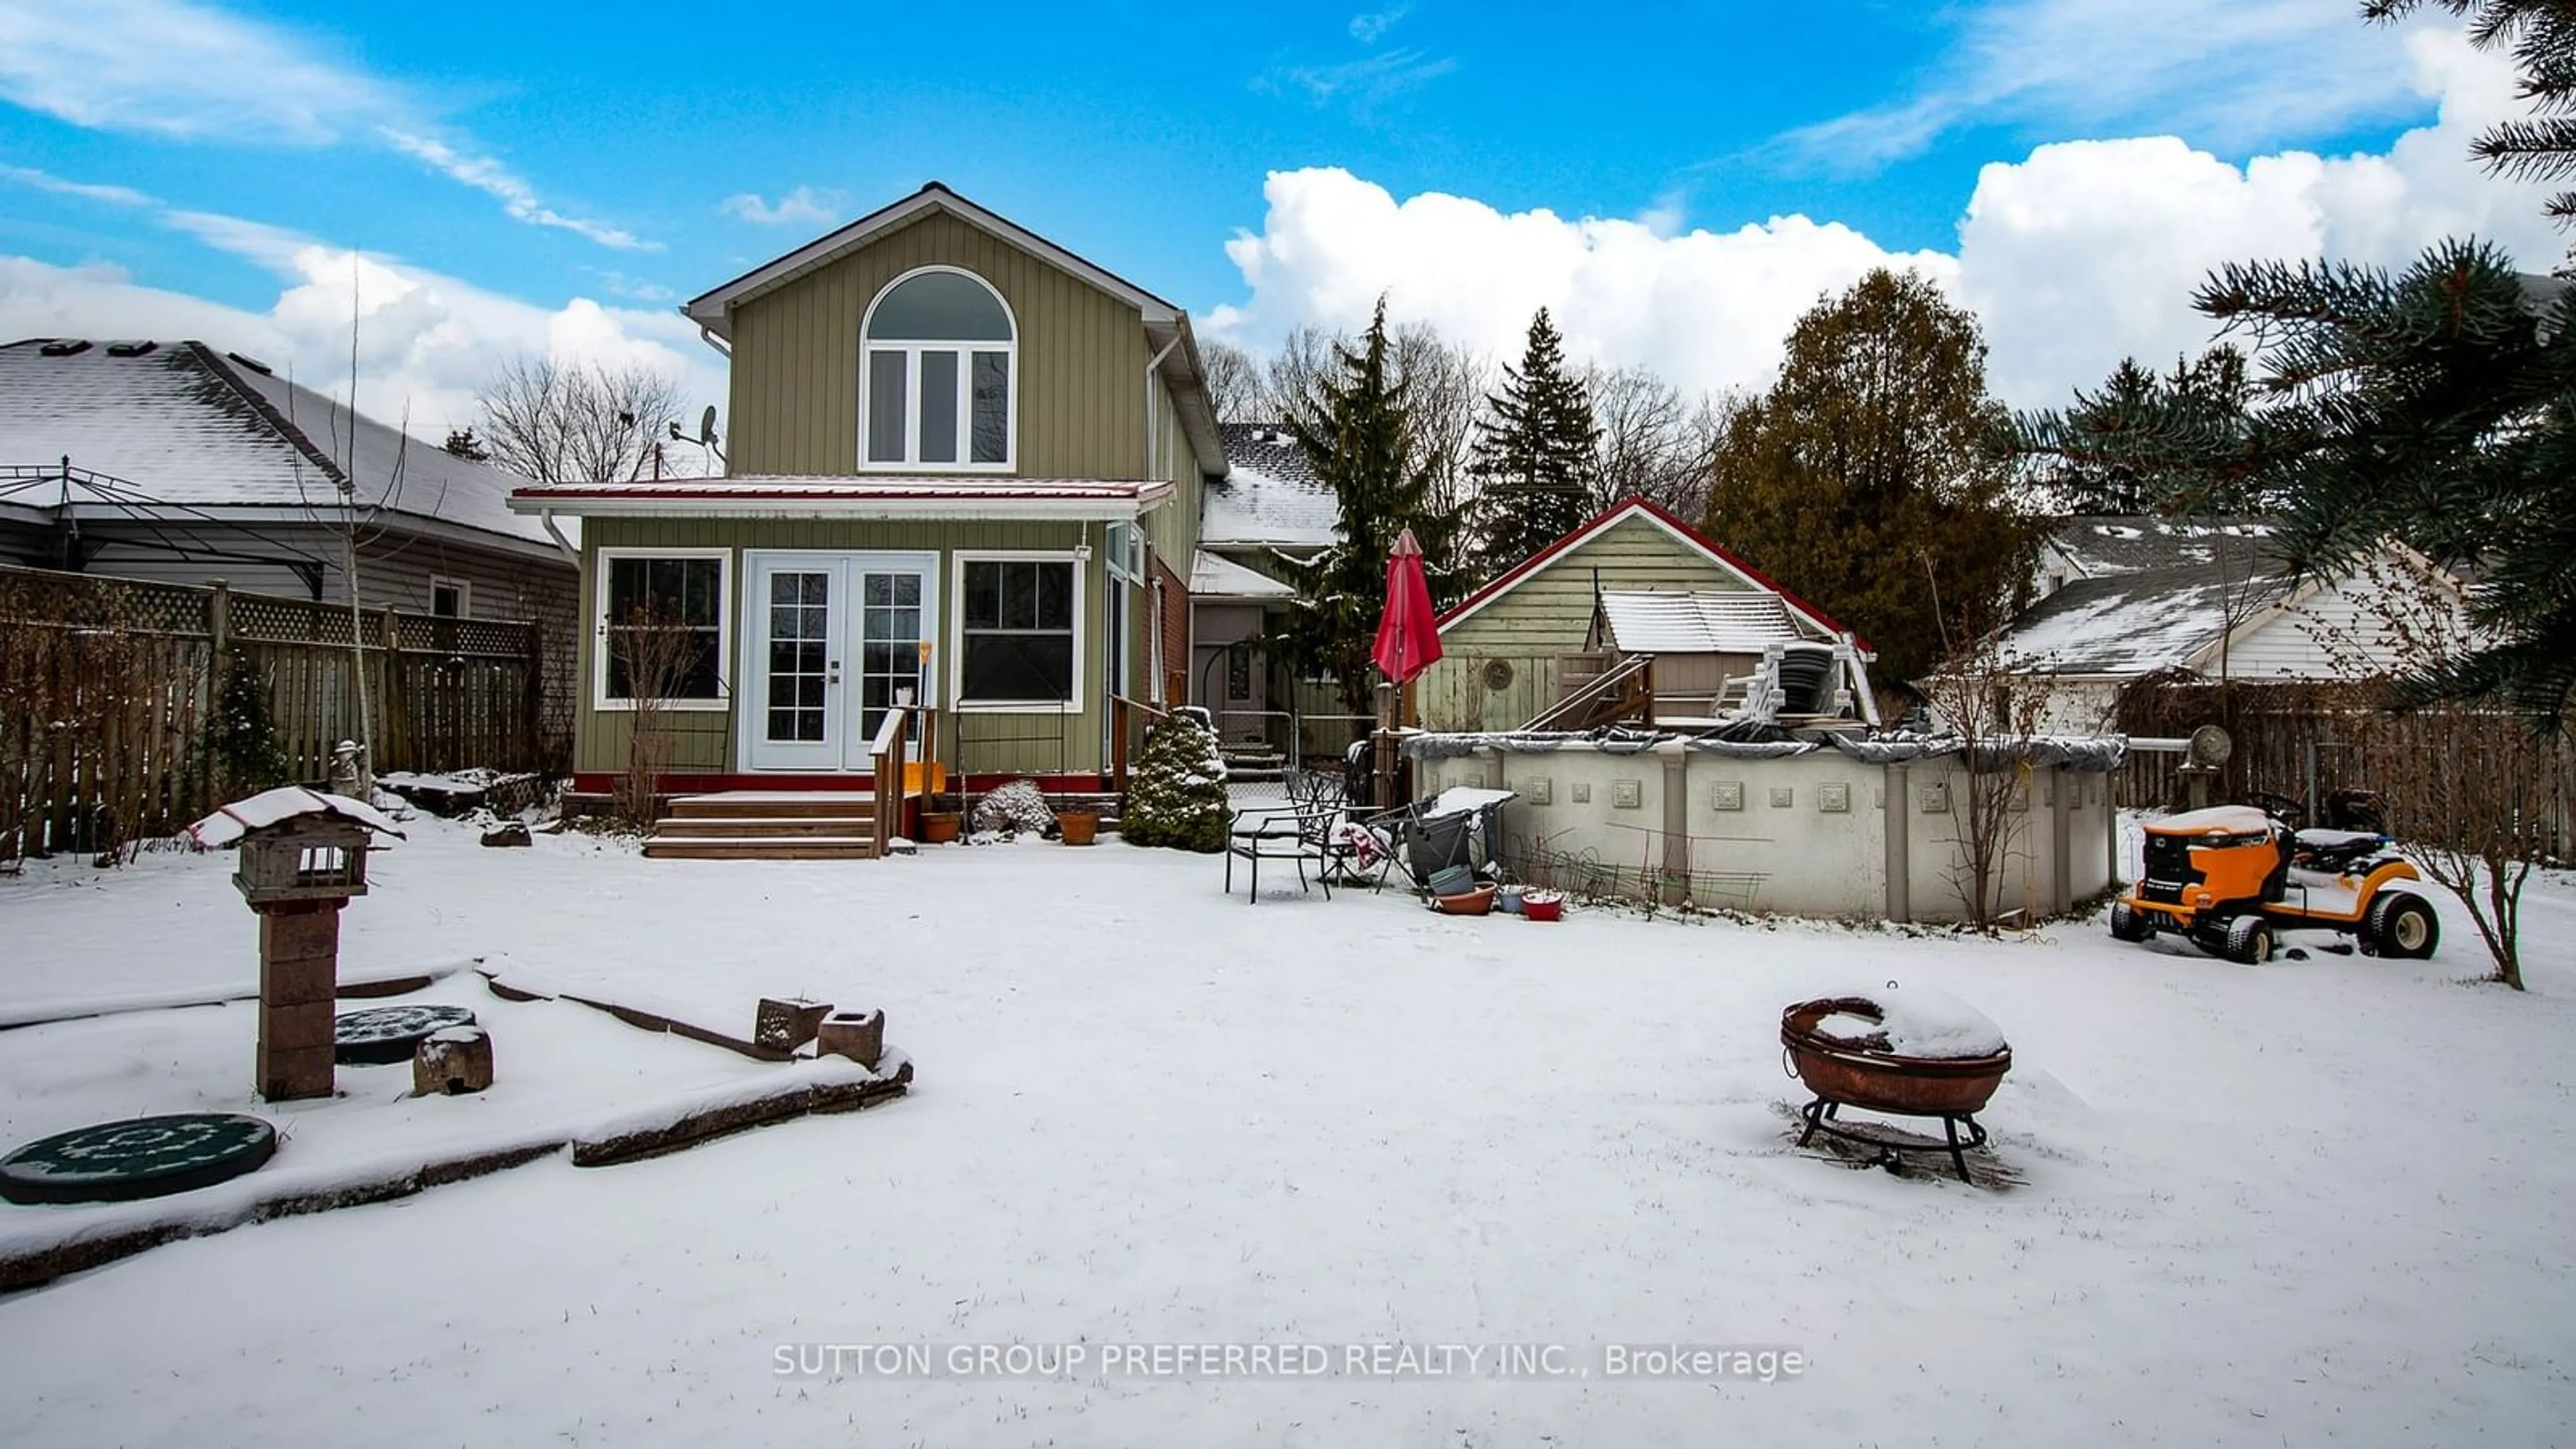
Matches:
[[1372, 527, 1442, 687]]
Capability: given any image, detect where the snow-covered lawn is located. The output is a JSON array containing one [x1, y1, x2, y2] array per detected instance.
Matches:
[[3, 820, 2574, 1445]]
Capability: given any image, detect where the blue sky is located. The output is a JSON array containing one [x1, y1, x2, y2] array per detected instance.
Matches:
[[0, 0, 2555, 431]]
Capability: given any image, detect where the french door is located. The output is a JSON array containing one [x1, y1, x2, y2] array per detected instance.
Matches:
[[742, 551, 938, 772]]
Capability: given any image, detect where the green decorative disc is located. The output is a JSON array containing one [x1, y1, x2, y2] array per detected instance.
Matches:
[[335, 1004, 478, 1065], [1, 1114, 278, 1205]]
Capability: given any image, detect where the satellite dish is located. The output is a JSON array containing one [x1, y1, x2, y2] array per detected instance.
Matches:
[[699, 406, 718, 445], [2187, 724, 2233, 767]]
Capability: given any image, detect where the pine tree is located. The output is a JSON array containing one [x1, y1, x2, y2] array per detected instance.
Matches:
[[2192, 239, 2576, 720], [2369, 2, 2576, 244], [1701, 269, 2041, 686], [1465, 308, 1601, 582], [1122, 708, 1230, 852], [1279, 299, 1460, 716], [2020, 345, 2265, 516]]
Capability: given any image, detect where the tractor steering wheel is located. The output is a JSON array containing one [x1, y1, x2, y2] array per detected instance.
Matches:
[[2244, 790, 2305, 829]]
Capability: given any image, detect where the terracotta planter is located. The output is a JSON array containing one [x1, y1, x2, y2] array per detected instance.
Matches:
[[1058, 812, 1099, 847], [920, 812, 962, 845], [1434, 882, 1497, 916], [1778, 998, 2010, 1117]]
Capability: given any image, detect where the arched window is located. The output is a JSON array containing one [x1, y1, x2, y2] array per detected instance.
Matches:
[[861, 267, 1015, 470]]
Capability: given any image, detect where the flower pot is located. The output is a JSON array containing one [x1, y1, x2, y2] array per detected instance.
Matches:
[[1523, 891, 1564, 922], [1434, 882, 1498, 916], [1058, 811, 1099, 847], [1498, 883, 1525, 914], [920, 812, 962, 845]]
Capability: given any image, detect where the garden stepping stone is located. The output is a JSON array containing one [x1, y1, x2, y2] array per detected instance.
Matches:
[[0, 1114, 278, 1205], [335, 1004, 478, 1065]]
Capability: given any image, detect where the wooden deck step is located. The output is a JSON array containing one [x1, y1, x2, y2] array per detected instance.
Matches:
[[641, 836, 877, 861], [667, 790, 877, 820], [649, 816, 877, 839]]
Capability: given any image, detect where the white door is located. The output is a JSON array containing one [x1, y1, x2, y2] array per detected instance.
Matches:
[[743, 552, 937, 772]]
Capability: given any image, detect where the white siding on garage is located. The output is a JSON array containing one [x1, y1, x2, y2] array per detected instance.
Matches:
[[2226, 570, 2460, 680]]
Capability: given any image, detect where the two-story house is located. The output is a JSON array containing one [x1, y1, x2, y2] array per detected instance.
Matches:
[[511, 182, 1226, 838]]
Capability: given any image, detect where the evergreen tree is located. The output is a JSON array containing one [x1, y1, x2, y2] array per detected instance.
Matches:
[[1701, 269, 2041, 686], [1121, 708, 1230, 852], [202, 646, 290, 800], [1279, 299, 1460, 716], [2191, 239, 2576, 720], [2369, 2, 2576, 246], [1465, 309, 1601, 581], [2020, 345, 2267, 516]]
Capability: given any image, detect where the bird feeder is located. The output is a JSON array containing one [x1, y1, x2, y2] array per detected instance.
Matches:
[[191, 787, 405, 1102]]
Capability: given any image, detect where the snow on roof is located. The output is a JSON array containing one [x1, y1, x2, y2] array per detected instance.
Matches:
[[1189, 549, 1294, 599], [0, 340, 559, 549], [189, 786, 407, 849], [2050, 516, 2282, 578], [1597, 590, 1816, 653], [1201, 423, 1337, 548], [1997, 559, 2292, 676]]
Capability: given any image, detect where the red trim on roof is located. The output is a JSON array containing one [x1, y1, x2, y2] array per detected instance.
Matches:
[[1434, 496, 1872, 653]]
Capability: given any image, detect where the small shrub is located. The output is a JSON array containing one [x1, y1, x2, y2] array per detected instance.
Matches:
[[1122, 710, 1230, 853]]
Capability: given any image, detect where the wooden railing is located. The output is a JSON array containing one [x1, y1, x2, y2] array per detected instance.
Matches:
[[867, 702, 932, 859], [1522, 652, 1656, 732]]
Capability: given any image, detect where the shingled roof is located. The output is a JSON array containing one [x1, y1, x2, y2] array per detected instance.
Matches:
[[1202, 423, 1338, 549], [0, 339, 556, 550]]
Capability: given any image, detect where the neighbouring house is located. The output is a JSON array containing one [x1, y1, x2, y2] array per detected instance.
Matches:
[[1988, 516, 2473, 734], [1419, 496, 1876, 734], [508, 182, 1226, 820], [0, 337, 581, 740], [1189, 422, 1333, 755]]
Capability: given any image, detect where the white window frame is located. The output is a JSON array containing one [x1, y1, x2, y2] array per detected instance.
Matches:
[[951, 549, 1084, 714], [428, 575, 470, 619], [593, 546, 733, 712], [859, 264, 1018, 474]]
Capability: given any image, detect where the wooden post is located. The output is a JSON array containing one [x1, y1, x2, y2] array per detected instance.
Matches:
[[1373, 678, 1397, 809], [378, 603, 406, 773]]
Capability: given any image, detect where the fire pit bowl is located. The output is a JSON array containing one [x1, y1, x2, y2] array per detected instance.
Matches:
[[1780, 998, 2012, 1116], [1780, 987, 2012, 1181]]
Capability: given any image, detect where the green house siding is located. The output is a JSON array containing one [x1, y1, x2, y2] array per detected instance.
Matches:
[[727, 212, 1149, 479], [1420, 514, 1752, 733], [576, 515, 1138, 780]]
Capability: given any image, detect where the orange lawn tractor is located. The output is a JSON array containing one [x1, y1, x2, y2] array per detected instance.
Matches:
[[2108, 800, 2440, 964]]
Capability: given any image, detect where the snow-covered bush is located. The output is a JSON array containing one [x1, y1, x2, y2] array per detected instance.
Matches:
[[1122, 711, 1230, 853], [971, 779, 1057, 837]]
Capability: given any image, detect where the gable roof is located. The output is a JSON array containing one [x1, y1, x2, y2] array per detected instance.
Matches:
[[1436, 496, 1868, 653], [0, 339, 561, 554], [1203, 423, 1338, 549], [1595, 590, 1820, 653], [683, 182, 1226, 479]]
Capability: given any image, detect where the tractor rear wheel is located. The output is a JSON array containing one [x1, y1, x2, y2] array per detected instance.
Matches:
[[2365, 891, 2439, 960], [2110, 901, 2153, 942], [2224, 914, 2273, 965]]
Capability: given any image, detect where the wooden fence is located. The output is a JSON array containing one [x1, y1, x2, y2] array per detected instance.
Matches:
[[1, 565, 545, 859]]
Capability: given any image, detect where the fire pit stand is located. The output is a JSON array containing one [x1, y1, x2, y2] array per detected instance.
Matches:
[[1793, 1098, 1988, 1183]]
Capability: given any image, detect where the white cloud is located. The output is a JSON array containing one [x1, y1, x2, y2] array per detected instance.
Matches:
[[1777, 0, 2443, 172], [0, 231, 727, 449], [0, 164, 155, 207], [720, 186, 848, 228], [1348, 5, 1409, 44], [0, 0, 649, 249], [1210, 28, 2563, 409]]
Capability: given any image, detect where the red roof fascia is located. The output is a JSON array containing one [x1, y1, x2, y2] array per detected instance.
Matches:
[[1433, 494, 1872, 653]]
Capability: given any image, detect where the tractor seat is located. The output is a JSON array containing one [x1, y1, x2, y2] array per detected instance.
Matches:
[[2294, 827, 2389, 872]]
